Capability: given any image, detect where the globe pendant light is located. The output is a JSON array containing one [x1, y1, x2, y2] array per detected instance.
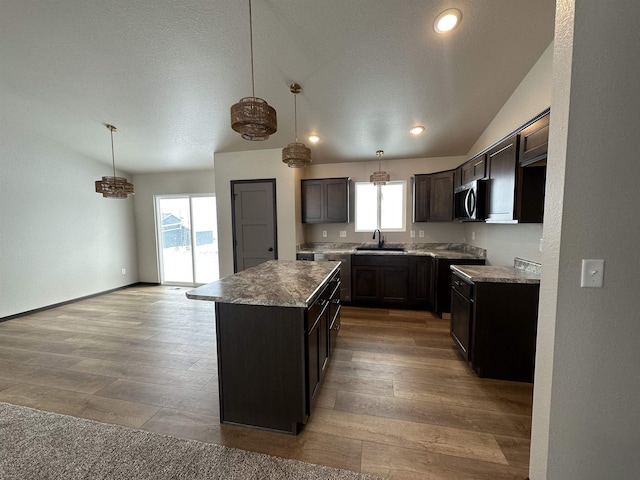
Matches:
[[95, 124, 134, 199], [370, 150, 390, 185], [230, 0, 277, 141], [282, 83, 311, 168]]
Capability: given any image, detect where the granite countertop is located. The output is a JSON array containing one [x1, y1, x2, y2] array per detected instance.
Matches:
[[186, 260, 340, 308], [451, 264, 541, 284], [297, 242, 486, 260]]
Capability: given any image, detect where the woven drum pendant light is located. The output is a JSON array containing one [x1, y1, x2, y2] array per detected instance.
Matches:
[[370, 150, 390, 185], [94, 125, 134, 199], [230, 0, 277, 140], [282, 83, 311, 168]]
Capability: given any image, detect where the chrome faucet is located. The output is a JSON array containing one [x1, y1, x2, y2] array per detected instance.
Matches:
[[372, 229, 385, 248]]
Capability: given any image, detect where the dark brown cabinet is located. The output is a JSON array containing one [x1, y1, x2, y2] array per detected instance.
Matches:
[[412, 175, 430, 223], [352, 254, 409, 305], [307, 269, 341, 405], [515, 112, 549, 223], [461, 154, 487, 184], [301, 178, 350, 224], [351, 254, 437, 309], [450, 275, 473, 361], [408, 256, 434, 307], [482, 111, 549, 224], [433, 258, 486, 317], [412, 170, 454, 222], [485, 135, 519, 223], [454, 165, 463, 189], [450, 271, 539, 382], [519, 111, 550, 166]]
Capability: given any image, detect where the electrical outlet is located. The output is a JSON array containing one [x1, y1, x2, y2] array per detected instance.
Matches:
[[419, 230, 424, 238], [580, 259, 604, 288], [339, 230, 346, 237], [539, 238, 544, 252], [121, 268, 126, 275], [322, 230, 327, 238], [471, 231, 476, 241], [410, 230, 415, 238]]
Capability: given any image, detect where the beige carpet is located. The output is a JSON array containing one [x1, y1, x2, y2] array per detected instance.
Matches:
[[0, 402, 385, 480]]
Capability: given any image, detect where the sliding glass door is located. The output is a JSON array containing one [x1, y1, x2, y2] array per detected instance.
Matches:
[[156, 195, 219, 285]]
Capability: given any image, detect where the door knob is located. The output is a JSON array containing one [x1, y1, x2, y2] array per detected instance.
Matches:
[[268, 247, 274, 252]]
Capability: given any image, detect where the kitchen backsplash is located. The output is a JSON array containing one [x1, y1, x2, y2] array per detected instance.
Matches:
[[514, 257, 542, 275], [297, 242, 487, 257]]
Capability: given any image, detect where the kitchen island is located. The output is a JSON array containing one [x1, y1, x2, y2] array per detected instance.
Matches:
[[186, 260, 341, 434]]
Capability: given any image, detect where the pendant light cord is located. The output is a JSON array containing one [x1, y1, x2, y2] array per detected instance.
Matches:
[[249, 0, 255, 97], [110, 127, 117, 180], [294, 93, 298, 142]]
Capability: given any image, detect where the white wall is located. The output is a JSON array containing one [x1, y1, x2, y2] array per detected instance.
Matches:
[[132, 170, 215, 283], [530, 1, 640, 478], [302, 156, 466, 245], [0, 122, 137, 318], [213, 149, 300, 278], [462, 42, 553, 266]]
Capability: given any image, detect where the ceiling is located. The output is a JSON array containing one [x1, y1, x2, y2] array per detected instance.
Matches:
[[1, 1, 556, 174]]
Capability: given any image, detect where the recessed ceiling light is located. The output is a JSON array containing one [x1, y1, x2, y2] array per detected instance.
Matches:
[[409, 125, 425, 135], [308, 135, 320, 143], [434, 8, 461, 33]]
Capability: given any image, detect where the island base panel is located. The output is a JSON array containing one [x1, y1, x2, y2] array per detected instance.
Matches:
[[215, 303, 307, 434]]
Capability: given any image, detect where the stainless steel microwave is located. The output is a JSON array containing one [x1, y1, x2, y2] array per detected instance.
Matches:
[[454, 179, 488, 221]]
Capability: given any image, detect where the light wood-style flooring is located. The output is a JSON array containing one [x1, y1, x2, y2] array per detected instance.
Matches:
[[0, 285, 533, 479]]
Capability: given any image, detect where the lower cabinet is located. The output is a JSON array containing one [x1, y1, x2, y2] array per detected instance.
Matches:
[[351, 253, 480, 312], [352, 255, 410, 305], [450, 275, 473, 361], [433, 258, 486, 317], [307, 269, 340, 406], [450, 271, 539, 382], [409, 256, 433, 306], [349, 254, 489, 315]]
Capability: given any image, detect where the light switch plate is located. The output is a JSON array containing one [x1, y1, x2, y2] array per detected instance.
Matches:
[[580, 259, 604, 288], [339, 230, 346, 237]]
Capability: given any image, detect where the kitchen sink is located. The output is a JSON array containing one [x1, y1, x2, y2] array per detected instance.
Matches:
[[354, 247, 407, 252]]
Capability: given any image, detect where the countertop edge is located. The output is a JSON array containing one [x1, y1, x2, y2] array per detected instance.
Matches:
[[186, 261, 340, 308], [450, 265, 541, 284]]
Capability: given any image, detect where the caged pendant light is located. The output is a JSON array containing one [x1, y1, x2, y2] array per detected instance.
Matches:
[[370, 150, 390, 185], [282, 83, 311, 168], [230, 0, 277, 141], [95, 124, 134, 199]]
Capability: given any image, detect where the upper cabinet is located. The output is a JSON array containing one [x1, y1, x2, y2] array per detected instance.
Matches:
[[519, 112, 550, 166], [485, 135, 519, 223], [301, 178, 350, 224], [461, 154, 487, 184], [485, 110, 550, 223], [516, 112, 549, 223], [412, 170, 454, 222]]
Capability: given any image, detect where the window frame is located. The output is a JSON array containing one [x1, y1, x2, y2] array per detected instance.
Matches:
[[354, 180, 407, 233]]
